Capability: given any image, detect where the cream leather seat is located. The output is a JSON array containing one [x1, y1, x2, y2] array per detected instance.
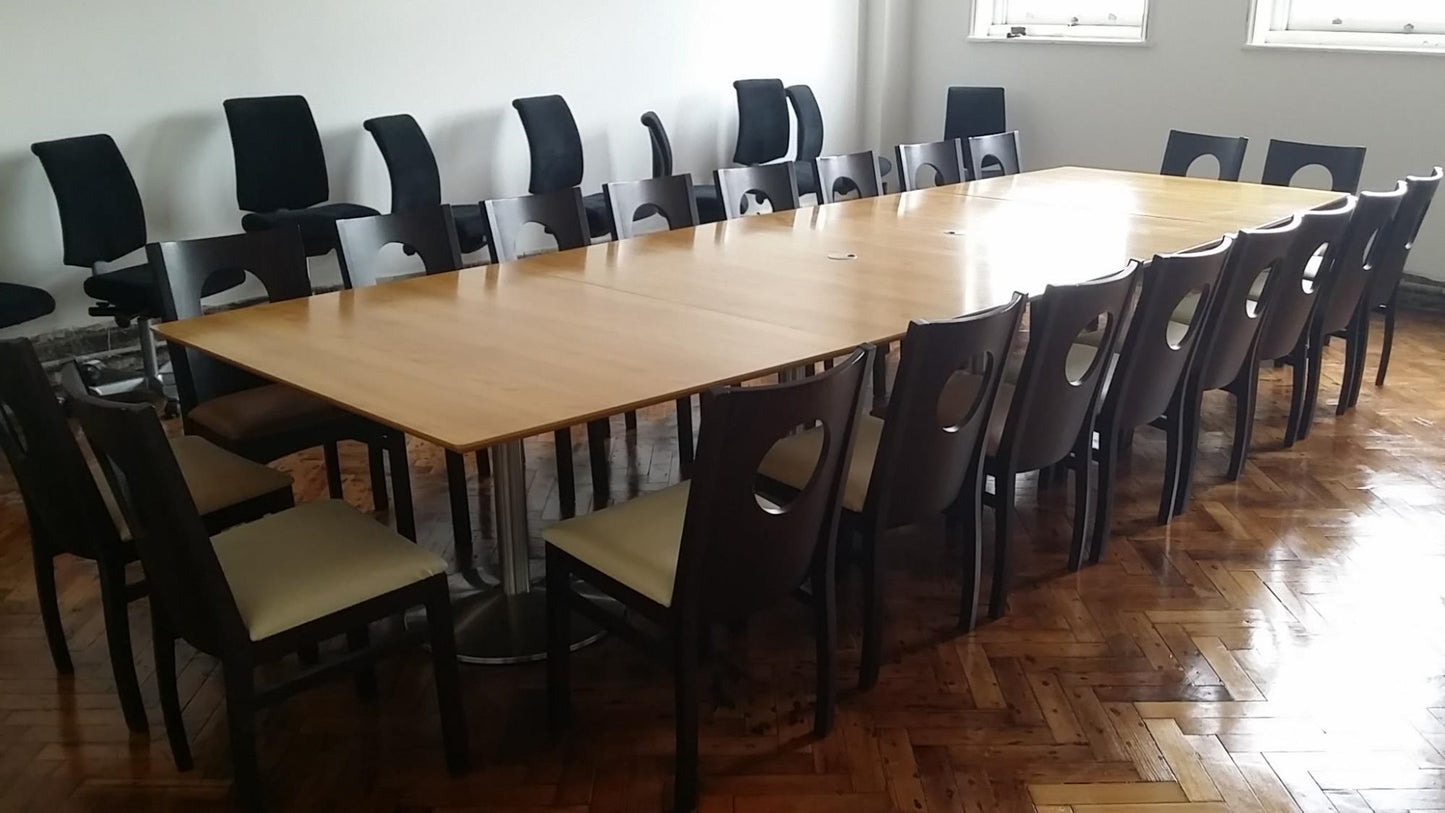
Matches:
[[542, 483, 690, 607], [212, 499, 445, 640], [758, 417, 882, 514]]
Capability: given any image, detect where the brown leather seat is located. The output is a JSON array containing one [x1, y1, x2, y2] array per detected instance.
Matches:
[[186, 384, 346, 442]]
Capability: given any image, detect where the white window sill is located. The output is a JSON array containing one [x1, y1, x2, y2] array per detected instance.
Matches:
[[966, 35, 1149, 47], [1245, 40, 1445, 56]]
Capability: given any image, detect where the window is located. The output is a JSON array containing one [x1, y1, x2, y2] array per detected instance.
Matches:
[[970, 0, 1149, 43], [1249, 0, 1445, 52]]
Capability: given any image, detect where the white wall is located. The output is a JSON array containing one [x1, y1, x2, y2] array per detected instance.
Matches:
[[905, 0, 1445, 280], [0, 0, 864, 336]]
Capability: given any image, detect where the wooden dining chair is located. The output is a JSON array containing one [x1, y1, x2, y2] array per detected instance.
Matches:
[[760, 296, 1024, 685], [545, 348, 870, 813], [714, 163, 801, 219], [986, 265, 1139, 618], [895, 139, 966, 191], [0, 339, 292, 735], [151, 229, 415, 539], [1261, 139, 1367, 194], [967, 131, 1022, 179], [1352, 167, 1443, 400], [1160, 130, 1249, 182], [1166, 219, 1302, 515], [1252, 198, 1357, 448], [814, 151, 884, 202], [1298, 184, 1405, 436], [1082, 238, 1232, 561], [484, 187, 614, 510], [67, 383, 468, 813]]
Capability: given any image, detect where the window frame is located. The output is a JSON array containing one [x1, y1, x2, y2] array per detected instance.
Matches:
[[1248, 0, 1445, 54], [968, 0, 1151, 45]]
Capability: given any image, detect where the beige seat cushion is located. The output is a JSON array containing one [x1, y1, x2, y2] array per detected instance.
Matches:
[[212, 500, 445, 641], [543, 483, 691, 607], [188, 384, 346, 442], [97, 435, 293, 541], [1171, 290, 1205, 325], [758, 415, 884, 514]]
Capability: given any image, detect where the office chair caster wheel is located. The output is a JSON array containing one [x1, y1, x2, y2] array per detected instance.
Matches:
[[162, 400, 180, 419]]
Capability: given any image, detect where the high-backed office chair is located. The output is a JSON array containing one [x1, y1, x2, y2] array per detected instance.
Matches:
[[1083, 238, 1231, 557], [151, 229, 415, 539], [1160, 130, 1249, 182], [786, 84, 825, 198], [1298, 184, 1404, 435], [944, 86, 1007, 143], [732, 78, 791, 166], [223, 95, 379, 257], [67, 382, 467, 813], [714, 163, 801, 218], [545, 349, 870, 813], [986, 265, 1139, 618], [511, 95, 611, 239], [895, 139, 966, 191], [484, 188, 613, 511], [363, 114, 489, 255], [1355, 167, 1443, 398], [1261, 139, 1367, 193], [640, 111, 724, 224], [814, 151, 884, 202], [31, 134, 245, 397], [967, 131, 1022, 179], [0, 338, 293, 734], [0, 282, 55, 329], [760, 296, 1024, 684]]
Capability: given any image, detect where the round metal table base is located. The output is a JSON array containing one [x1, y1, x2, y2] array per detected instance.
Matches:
[[447, 587, 606, 665]]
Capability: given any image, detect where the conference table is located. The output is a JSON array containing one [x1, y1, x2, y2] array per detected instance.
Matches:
[[155, 167, 1343, 663]]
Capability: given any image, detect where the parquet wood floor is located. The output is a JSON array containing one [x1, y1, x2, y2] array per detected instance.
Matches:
[[3, 313, 1445, 812]]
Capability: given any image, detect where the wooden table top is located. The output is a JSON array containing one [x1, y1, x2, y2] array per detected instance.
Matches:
[[156, 168, 1346, 453]]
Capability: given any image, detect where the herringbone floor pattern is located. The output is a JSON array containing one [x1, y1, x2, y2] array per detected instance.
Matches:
[[4, 313, 1445, 812]]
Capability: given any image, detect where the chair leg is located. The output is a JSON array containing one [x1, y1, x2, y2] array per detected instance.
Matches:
[[624, 410, 638, 433], [445, 451, 474, 570], [476, 447, 491, 479], [554, 429, 576, 516], [32, 550, 72, 674], [1226, 360, 1260, 481], [545, 547, 573, 735], [586, 419, 610, 510], [988, 470, 1015, 620], [1347, 312, 1370, 410], [1159, 393, 1183, 525], [675, 397, 695, 480], [150, 611, 193, 771], [424, 587, 470, 775], [1300, 331, 1324, 439], [1090, 427, 1119, 565], [812, 541, 838, 735], [1173, 386, 1204, 517], [388, 435, 416, 542], [323, 441, 344, 500], [1337, 322, 1360, 416], [1283, 347, 1308, 449], [367, 444, 388, 511], [672, 622, 700, 813], [952, 464, 985, 632], [1376, 298, 1396, 387], [1068, 431, 1092, 572], [347, 627, 377, 700], [222, 657, 263, 813], [97, 560, 147, 733], [858, 526, 883, 691]]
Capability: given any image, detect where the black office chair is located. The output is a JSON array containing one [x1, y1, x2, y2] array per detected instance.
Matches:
[[967, 131, 1022, 179], [31, 134, 245, 398], [814, 152, 884, 202], [715, 164, 801, 218], [363, 114, 489, 255], [0, 283, 55, 330], [1161, 130, 1249, 182], [732, 79, 791, 166], [511, 95, 611, 240], [895, 139, 966, 191], [1261, 139, 1367, 193], [223, 95, 379, 257], [786, 85, 825, 198], [640, 112, 725, 224]]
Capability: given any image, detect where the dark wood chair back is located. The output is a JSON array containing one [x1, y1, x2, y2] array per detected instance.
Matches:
[[1261, 139, 1367, 193], [1316, 184, 1406, 335], [1105, 238, 1233, 430], [363, 114, 444, 214], [0, 339, 119, 559], [640, 112, 674, 179], [484, 188, 590, 263], [967, 131, 1021, 179], [1160, 130, 1249, 182], [603, 176, 700, 239], [1191, 220, 1302, 391], [814, 152, 883, 202], [895, 140, 965, 191], [1368, 167, 1443, 308], [66, 379, 245, 655], [999, 265, 1139, 473], [336, 206, 463, 289], [714, 164, 801, 219], [676, 348, 870, 622], [150, 229, 313, 411], [873, 295, 1025, 529], [1256, 198, 1358, 362]]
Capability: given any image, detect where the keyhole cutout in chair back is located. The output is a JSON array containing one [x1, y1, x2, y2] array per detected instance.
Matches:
[[1170, 285, 1211, 350], [1066, 313, 1112, 386], [937, 353, 996, 432], [829, 179, 863, 202], [512, 221, 564, 259], [1183, 154, 1222, 179], [199, 269, 267, 309], [1287, 164, 1335, 191], [911, 164, 946, 190], [1302, 243, 1331, 294], [756, 423, 828, 512], [1246, 268, 1272, 318]]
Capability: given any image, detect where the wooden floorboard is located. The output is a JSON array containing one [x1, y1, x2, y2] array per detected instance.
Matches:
[[3, 312, 1445, 811]]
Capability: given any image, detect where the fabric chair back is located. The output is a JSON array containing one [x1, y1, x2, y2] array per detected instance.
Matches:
[[943, 86, 1006, 142], [640, 112, 674, 179], [732, 79, 790, 166], [363, 114, 444, 214], [512, 95, 586, 194], [786, 85, 825, 163], [31, 134, 147, 269], [223, 95, 330, 212]]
